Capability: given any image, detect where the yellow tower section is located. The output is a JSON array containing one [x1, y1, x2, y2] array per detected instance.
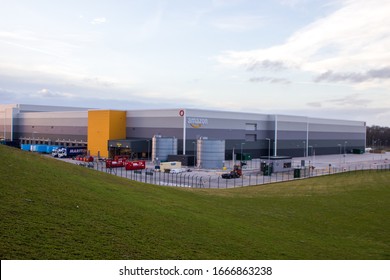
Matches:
[[88, 110, 126, 157]]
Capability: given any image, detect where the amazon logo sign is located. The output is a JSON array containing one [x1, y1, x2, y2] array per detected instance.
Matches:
[[187, 117, 208, 129]]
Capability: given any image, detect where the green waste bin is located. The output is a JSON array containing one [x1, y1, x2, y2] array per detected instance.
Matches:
[[294, 168, 301, 178], [352, 149, 364, 154], [264, 165, 273, 176]]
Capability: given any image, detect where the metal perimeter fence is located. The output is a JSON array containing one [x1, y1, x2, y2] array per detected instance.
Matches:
[[78, 161, 390, 189]]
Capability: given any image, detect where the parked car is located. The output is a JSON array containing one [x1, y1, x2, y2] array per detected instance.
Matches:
[[221, 171, 241, 179]]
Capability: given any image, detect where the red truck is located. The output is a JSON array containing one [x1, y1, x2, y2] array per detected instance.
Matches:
[[125, 160, 146, 171], [114, 155, 129, 161], [106, 159, 126, 168]]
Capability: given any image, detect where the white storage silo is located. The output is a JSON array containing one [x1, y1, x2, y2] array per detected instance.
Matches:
[[197, 138, 225, 169], [152, 135, 178, 162]]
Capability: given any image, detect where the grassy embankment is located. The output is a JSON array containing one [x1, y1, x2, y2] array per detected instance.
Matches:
[[0, 145, 389, 259]]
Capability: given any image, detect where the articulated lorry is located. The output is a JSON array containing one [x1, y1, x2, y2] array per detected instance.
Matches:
[[53, 147, 87, 158]]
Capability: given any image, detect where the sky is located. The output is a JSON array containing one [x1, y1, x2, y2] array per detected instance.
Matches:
[[0, 0, 389, 126]]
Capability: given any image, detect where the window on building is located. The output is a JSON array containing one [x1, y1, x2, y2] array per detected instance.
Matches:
[[245, 123, 257, 131], [245, 134, 257, 142]]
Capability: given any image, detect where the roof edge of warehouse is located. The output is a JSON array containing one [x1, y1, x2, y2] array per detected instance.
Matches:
[[0, 103, 93, 112], [1, 103, 366, 124]]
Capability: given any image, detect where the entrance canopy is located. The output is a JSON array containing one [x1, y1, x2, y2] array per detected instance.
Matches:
[[108, 139, 150, 159]]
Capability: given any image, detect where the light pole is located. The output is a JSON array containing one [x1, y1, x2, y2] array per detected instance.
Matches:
[[232, 145, 236, 167], [146, 140, 150, 161], [265, 138, 271, 164], [344, 141, 348, 163], [312, 145, 316, 165], [309, 145, 313, 158], [338, 144, 342, 166], [303, 140, 306, 157], [265, 138, 271, 176], [193, 141, 196, 167], [240, 142, 245, 162], [308, 145, 313, 174]]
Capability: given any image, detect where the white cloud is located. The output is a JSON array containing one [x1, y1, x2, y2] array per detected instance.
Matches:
[[212, 15, 265, 32], [277, 0, 311, 8], [216, 0, 390, 88], [249, 76, 291, 84], [212, 0, 246, 7], [91, 17, 107, 25], [36, 88, 74, 98]]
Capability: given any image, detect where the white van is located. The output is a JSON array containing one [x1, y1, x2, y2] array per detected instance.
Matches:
[[170, 168, 185, 174]]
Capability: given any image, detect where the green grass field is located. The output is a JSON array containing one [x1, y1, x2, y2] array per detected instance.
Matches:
[[0, 145, 389, 260]]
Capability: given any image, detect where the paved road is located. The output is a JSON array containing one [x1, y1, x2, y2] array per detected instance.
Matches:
[[52, 152, 390, 189]]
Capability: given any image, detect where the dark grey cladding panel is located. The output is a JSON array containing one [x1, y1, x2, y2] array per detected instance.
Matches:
[[278, 145, 365, 157], [277, 139, 365, 149], [308, 131, 365, 140], [277, 130, 365, 141], [277, 130, 307, 140]]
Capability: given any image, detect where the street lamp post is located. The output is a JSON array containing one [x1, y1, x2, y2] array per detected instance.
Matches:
[[309, 145, 313, 159], [312, 145, 316, 165], [338, 144, 342, 166], [344, 141, 348, 164], [265, 138, 271, 176], [308, 145, 313, 175], [265, 138, 271, 164], [232, 145, 235, 166], [193, 141, 196, 167], [240, 142, 245, 162], [146, 140, 150, 161]]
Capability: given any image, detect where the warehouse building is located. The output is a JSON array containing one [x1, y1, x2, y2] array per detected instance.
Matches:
[[0, 104, 366, 160]]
